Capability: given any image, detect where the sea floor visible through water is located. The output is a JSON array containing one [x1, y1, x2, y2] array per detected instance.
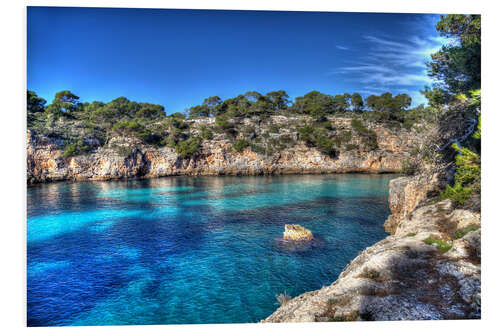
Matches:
[[27, 174, 395, 326]]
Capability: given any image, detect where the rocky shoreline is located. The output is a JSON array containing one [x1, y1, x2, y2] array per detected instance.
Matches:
[[262, 170, 481, 322], [27, 114, 481, 321], [27, 117, 428, 185]]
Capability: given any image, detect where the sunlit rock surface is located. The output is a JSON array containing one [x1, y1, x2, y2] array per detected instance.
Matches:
[[27, 117, 431, 184], [283, 225, 314, 241]]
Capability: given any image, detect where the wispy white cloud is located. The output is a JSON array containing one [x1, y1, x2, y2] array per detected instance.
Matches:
[[336, 45, 349, 50], [331, 29, 446, 105], [338, 64, 396, 74], [362, 35, 409, 49]]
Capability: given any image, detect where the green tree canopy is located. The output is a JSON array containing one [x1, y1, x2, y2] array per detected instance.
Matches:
[[333, 94, 350, 112], [366, 92, 411, 113], [46, 90, 81, 115], [27, 90, 46, 114], [202, 96, 222, 116], [266, 90, 290, 110], [426, 14, 481, 96], [350, 93, 364, 112], [189, 105, 210, 118], [292, 91, 334, 119], [136, 103, 166, 120]]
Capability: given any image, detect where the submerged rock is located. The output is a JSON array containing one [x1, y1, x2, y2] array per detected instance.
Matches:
[[283, 224, 314, 241]]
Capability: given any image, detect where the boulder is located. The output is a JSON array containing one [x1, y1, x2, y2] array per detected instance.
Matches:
[[283, 224, 313, 241]]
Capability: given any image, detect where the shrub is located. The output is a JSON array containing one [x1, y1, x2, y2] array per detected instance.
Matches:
[[62, 142, 78, 157], [297, 125, 336, 156], [112, 120, 143, 134], [350, 118, 370, 134], [333, 136, 343, 147], [315, 136, 335, 156], [115, 145, 134, 157], [275, 291, 291, 306], [423, 237, 452, 253], [441, 183, 473, 206], [111, 120, 153, 140], [340, 130, 352, 142], [327, 298, 340, 306], [297, 125, 316, 144], [268, 138, 287, 152], [361, 268, 380, 280], [350, 119, 378, 150], [61, 139, 91, 157], [215, 115, 232, 130], [318, 120, 333, 130], [241, 125, 255, 136], [175, 137, 202, 158], [143, 133, 166, 146], [201, 127, 213, 140], [268, 124, 280, 133], [345, 144, 358, 152], [166, 116, 189, 130], [454, 225, 480, 239], [332, 130, 351, 147], [215, 115, 236, 137], [233, 139, 250, 152], [164, 136, 177, 148], [453, 143, 480, 187], [250, 143, 266, 155], [403, 119, 415, 130], [387, 120, 401, 130], [362, 132, 378, 150]]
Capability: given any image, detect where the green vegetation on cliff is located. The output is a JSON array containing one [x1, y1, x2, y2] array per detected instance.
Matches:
[[32, 16, 482, 160], [28, 86, 436, 159], [423, 14, 481, 207]]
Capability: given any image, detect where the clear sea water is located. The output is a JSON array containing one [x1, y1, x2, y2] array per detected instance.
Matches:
[[27, 174, 395, 326]]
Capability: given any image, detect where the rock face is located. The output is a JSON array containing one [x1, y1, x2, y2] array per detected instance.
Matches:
[[283, 225, 314, 241], [263, 173, 480, 322], [383, 171, 452, 234], [27, 118, 429, 184]]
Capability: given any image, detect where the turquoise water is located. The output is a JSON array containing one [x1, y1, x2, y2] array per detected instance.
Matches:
[[27, 174, 394, 326]]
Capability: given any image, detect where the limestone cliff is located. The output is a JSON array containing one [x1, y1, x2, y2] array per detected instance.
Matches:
[[27, 117, 430, 184]]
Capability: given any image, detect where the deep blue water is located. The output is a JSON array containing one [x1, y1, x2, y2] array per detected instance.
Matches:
[[27, 174, 395, 326]]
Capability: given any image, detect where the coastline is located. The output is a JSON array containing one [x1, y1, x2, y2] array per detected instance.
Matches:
[[27, 119, 423, 185], [27, 114, 480, 322], [263, 169, 481, 322]]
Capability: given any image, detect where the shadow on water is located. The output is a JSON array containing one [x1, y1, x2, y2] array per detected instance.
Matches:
[[27, 174, 396, 326]]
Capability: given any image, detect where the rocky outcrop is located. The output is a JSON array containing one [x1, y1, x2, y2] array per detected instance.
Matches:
[[263, 170, 480, 322], [283, 225, 314, 241], [27, 118, 428, 184], [383, 171, 451, 234]]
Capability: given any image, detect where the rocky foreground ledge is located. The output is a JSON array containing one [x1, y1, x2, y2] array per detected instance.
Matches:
[[263, 172, 480, 322]]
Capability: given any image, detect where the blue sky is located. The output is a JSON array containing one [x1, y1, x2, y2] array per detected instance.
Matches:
[[27, 7, 446, 114]]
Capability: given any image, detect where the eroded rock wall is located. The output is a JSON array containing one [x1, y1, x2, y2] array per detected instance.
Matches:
[[27, 120, 425, 184], [383, 171, 453, 234]]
